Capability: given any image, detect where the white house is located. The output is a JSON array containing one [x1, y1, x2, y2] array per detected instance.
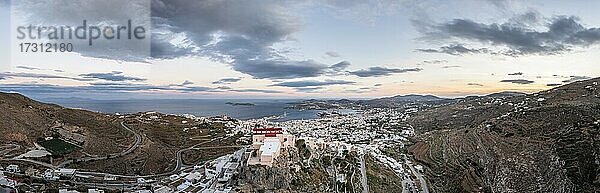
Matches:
[[6, 165, 19, 173], [59, 189, 80, 193], [169, 174, 179, 181], [154, 186, 172, 193], [177, 181, 192, 191], [0, 171, 17, 188], [57, 168, 76, 179], [184, 171, 202, 183], [205, 158, 227, 179], [87, 189, 105, 193]]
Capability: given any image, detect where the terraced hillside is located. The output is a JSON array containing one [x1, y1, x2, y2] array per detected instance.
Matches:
[[0, 92, 132, 156], [407, 78, 600, 192], [68, 113, 242, 175], [0, 92, 243, 176]]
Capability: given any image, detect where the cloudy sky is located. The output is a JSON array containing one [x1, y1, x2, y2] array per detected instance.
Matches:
[[1, 0, 600, 99]]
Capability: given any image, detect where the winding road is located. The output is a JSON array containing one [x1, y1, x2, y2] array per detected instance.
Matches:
[[1, 121, 246, 190], [190, 145, 244, 150], [7, 158, 57, 169], [57, 121, 141, 168], [172, 136, 231, 172], [119, 121, 142, 156]]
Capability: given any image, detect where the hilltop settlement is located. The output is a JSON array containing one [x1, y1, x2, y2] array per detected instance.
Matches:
[[2, 77, 600, 192]]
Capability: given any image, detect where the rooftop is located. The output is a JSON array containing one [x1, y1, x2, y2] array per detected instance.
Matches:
[[253, 127, 283, 135], [259, 141, 280, 156]]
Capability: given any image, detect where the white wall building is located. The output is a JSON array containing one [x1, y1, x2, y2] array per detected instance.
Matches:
[[248, 127, 295, 167]]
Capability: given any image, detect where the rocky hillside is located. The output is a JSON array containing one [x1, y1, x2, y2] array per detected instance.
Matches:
[[0, 92, 132, 156], [407, 78, 600, 192], [0, 92, 243, 175], [236, 146, 335, 192], [235, 140, 385, 193]]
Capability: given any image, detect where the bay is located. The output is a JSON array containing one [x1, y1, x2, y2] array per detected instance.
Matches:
[[40, 98, 335, 121]]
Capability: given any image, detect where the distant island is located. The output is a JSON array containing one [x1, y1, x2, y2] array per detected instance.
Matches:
[[226, 102, 256, 106]]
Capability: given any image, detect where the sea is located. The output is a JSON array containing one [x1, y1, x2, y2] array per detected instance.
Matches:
[[40, 98, 353, 121]]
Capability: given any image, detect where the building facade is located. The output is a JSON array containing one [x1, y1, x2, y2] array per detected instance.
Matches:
[[248, 127, 295, 167]]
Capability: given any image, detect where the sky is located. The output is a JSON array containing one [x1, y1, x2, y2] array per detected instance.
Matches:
[[1, 0, 600, 99]]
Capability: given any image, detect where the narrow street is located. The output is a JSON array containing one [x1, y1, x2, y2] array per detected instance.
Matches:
[[359, 153, 369, 193], [407, 163, 429, 193]]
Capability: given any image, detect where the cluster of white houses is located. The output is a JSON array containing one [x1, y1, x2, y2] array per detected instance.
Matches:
[[247, 127, 295, 167]]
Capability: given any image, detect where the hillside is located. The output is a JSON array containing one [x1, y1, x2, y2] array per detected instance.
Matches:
[[379, 94, 445, 102], [362, 94, 453, 108], [0, 92, 133, 156], [407, 78, 600, 192], [0, 92, 242, 176], [288, 94, 456, 110]]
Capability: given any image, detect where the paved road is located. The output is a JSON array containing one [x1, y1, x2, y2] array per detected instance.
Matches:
[[68, 180, 138, 191], [359, 153, 369, 193], [190, 145, 245, 150], [407, 163, 429, 193], [57, 122, 141, 168], [174, 148, 187, 172], [69, 136, 235, 180], [173, 136, 228, 172], [58, 156, 111, 168], [3, 158, 57, 170], [119, 121, 142, 156], [76, 170, 172, 179], [3, 128, 239, 185]]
